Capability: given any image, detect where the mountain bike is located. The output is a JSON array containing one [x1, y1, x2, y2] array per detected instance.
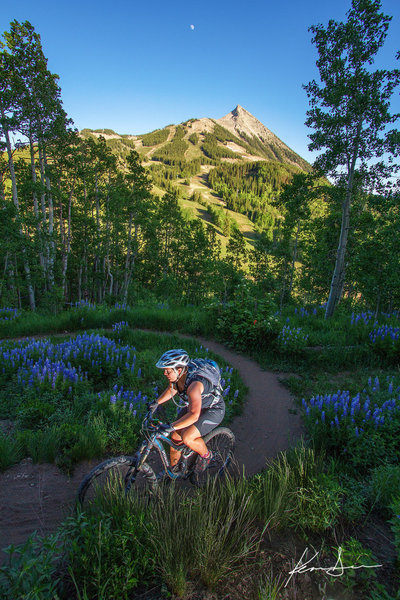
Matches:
[[77, 405, 235, 506]]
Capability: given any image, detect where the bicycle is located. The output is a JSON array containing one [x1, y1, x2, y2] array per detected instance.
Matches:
[[77, 404, 235, 506]]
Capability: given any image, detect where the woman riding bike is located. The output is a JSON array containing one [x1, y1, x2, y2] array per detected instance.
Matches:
[[150, 349, 225, 474]]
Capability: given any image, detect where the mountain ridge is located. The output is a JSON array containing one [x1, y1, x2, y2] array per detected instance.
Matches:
[[83, 105, 310, 171]]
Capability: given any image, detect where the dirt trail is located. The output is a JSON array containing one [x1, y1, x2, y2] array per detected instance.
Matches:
[[0, 332, 303, 560]]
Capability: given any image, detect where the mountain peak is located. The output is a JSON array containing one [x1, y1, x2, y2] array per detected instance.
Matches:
[[217, 106, 308, 170], [217, 105, 276, 144], [232, 104, 247, 116]]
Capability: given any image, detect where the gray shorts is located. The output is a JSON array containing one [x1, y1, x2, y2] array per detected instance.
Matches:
[[177, 400, 225, 437]]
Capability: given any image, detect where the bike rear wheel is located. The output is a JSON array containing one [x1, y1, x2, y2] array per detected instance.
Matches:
[[190, 427, 235, 486], [77, 456, 158, 507]]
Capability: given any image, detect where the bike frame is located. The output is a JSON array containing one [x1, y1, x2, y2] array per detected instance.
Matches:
[[131, 414, 196, 484]]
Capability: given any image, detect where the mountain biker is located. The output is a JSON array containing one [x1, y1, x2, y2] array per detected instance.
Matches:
[[150, 349, 225, 473]]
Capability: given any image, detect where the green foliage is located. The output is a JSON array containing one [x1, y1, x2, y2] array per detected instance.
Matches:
[[251, 444, 341, 532], [152, 125, 188, 163], [389, 498, 400, 565], [93, 129, 117, 135], [332, 538, 379, 592], [370, 464, 400, 512], [188, 132, 198, 145], [0, 433, 22, 471], [207, 160, 297, 234], [201, 133, 239, 160], [214, 283, 280, 351], [0, 531, 64, 600], [368, 585, 400, 600], [301, 374, 400, 472], [65, 507, 154, 599], [207, 203, 238, 236], [276, 324, 309, 354], [147, 478, 260, 595], [305, 0, 400, 318], [141, 127, 170, 146], [335, 472, 369, 522]]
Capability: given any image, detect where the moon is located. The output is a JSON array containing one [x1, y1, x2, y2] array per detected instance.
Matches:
[[190, 24, 195, 30]]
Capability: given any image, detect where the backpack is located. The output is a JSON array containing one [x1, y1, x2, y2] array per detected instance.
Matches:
[[174, 358, 223, 408], [186, 358, 222, 392]]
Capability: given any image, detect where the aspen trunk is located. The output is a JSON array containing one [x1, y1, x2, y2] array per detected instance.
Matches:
[[29, 136, 46, 275], [288, 220, 301, 296], [1, 114, 36, 309], [43, 148, 55, 289], [325, 119, 362, 319], [123, 212, 133, 304], [61, 178, 74, 299]]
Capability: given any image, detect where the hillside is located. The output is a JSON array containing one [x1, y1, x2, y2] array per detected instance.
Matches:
[[81, 106, 311, 250]]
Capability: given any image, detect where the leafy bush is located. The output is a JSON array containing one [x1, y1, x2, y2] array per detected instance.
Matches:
[[65, 507, 154, 600], [369, 324, 400, 362], [332, 538, 380, 592], [0, 532, 63, 600], [214, 283, 280, 351]]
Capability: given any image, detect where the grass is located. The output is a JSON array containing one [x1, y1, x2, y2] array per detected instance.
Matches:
[[0, 303, 216, 340], [0, 433, 22, 471], [1, 429, 398, 599]]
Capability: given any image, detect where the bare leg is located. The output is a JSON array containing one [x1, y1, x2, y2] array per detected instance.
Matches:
[[182, 425, 208, 456], [170, 430, 184, 466]]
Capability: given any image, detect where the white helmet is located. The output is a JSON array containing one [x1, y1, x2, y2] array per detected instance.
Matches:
[[156, 349, 190, 370]]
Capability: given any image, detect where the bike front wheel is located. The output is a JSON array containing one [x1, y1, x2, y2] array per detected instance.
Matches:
[[77, 456, 158, 508], [190, 427, 235, 486]]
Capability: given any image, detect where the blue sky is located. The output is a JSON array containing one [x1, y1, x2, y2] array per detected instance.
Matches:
[[1, 0, 400, 163]]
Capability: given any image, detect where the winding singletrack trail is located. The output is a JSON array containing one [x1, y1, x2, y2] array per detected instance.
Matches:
[[0, 331, 303, 561]]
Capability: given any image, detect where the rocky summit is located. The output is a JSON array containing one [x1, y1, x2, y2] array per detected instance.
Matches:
[[82, 105, 310, 171]]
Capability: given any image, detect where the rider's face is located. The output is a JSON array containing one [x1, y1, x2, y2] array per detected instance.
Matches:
[[163, 367, 182, 382]]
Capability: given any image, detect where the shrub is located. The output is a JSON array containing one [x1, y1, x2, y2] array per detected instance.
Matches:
[[0, 531, 63, 600], [214, 284, 280, 351], [331, 538, 380, 592], [65, 507, 154, 600], [369, 325, 400, 362]]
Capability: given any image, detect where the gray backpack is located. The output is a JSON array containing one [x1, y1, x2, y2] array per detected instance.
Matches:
[[187, 358, 222, 391], [175, 358, 222, 408]]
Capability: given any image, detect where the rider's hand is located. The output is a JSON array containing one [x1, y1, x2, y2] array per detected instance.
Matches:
[[157, 423, 175, 435], [148, 400, 158, 414]]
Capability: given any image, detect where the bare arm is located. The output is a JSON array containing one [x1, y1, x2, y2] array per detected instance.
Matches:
[[172, 381, 203, 430], [156, 384, 177, 405]]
